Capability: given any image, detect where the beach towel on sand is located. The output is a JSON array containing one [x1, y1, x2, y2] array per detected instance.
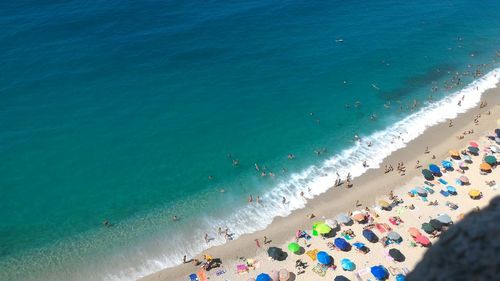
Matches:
[[306, 249, 319, 261], [312, 263, 327, 277], [197, 269, 207, 281]]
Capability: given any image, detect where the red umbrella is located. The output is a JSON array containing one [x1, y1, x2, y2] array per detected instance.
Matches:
[[469, 141, 479, 148], [415, 234, 431, 246]]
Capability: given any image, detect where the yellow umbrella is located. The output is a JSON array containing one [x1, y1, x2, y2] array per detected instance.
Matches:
[[449, 150, 460, 157], [480, 162, 492, 171], [468, 189, 481, 199], [378, 200, 390, 208]]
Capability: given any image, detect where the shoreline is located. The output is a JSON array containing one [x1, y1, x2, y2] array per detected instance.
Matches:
[[141, 83, 499, 281]]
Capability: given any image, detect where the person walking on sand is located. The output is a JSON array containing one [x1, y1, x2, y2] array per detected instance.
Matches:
[[255, 238, 260, 248]]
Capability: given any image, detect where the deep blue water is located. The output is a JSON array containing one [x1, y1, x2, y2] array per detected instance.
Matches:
[[0, 1, 499, 280]]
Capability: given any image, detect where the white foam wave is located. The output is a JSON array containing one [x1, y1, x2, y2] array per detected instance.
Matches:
[[106, 68, 499, 281]]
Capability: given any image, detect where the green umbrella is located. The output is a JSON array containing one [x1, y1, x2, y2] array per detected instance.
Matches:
[[421, 222, 434, 234], [288, 242, 300, 253], [316, 223, 332, 234], [484, 155, 497, 165]]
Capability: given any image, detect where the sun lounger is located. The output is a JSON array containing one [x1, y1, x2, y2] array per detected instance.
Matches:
[[438, 178, 448, 185], [440, 190, 450, 197], [424, 187, 435, 194], [424, 181, 435, 187], [306, 249, 319, 261]]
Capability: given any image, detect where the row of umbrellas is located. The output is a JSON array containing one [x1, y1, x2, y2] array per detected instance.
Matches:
[[252, 269, 290, 281]]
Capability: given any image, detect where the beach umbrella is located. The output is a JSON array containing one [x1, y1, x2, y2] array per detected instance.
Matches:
[[316, 251, 332, 265], [415, 234, 431, 246], [446, 186, 456, 194], [469, 189, 481, 199], [490, 145, 498, 153], [468, 146, 479, 154], [437, 214, 452, 224], [421, 169, 434, 180], [334, 237, 350, 251], [371, 265, 388, 280], [378, 200, 390, 209], [484, 155, 497, 165], [334, 276, 351, 281], [325, 219, 338, 229], [353, 213, 366, 222], [316, 223, 332, 234], [496, 129, 500, 138], [429, 164, 440, 174], [449, 150, 460, 158], [429, 219, 443, 230], [459, 175, 469, 184], [441, 160, 453, 169], [415, 187, 427, 196], [459, 162, 468, 169], [287, 242, 300, 253], [256, 273, 272, 281], [278, 269, 290, 281], [480, 162, 492, 171], [463, 155, 472, 162], [469, 141, 479, 148], [407, 227, 421, 237], [267, 247, 286, 261], [389, 248, 405, 262], [337, 213, 352, 224], [387, 231, 401, 241], [421, 223, 434, 234], [353, 242, 365, 249], [396, 274, 406, 281], [341, 258, 356, 271], [496, 137, 500, 144], [362, 229, 378, 243]]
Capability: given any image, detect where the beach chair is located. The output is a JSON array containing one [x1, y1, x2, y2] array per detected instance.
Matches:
[[424, 181, 435, 187], [424, 187, 435, 194], [189, 274, 199, 281], [438, 178, 448, 185], [440, 190, 450, 197]]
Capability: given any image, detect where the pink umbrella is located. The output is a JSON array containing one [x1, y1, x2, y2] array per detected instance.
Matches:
[[469, 141, 479, 148], [459, 176, 469, 184]]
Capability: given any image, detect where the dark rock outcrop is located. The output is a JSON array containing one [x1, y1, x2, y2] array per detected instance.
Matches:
[[407, 196, 500, 281]]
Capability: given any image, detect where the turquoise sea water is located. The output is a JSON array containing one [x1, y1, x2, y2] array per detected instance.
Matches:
[[1, 1, 499, 280]]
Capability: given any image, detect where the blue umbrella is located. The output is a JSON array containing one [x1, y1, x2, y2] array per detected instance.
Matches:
[[441, 160, 452, 169], [429, 164, 440, 174], [316, 251, 332, 265], [362, 229, 378, 243], [371, 265, 388, 280], [334, 237, 350, 251], [256, 273, 272, 281], [341, 258, 355, 271], [396, 274, 406, 281], [446, 186, 456, 194]]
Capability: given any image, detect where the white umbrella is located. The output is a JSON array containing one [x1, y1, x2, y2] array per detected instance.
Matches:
[[387, 231, 401, 241], [325, 219, 338, 229], [337, 213, 352, 224], [437, 214, 452, 224]]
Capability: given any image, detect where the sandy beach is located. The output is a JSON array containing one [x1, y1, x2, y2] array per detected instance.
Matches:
[[141, 85, 499, 281]]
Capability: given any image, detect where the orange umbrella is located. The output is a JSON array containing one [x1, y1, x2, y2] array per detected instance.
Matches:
[[480, 162, 492, 171], [353, 213, 366, 222], [408, 227, 421, 237], [449, 150, 460, 158]]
